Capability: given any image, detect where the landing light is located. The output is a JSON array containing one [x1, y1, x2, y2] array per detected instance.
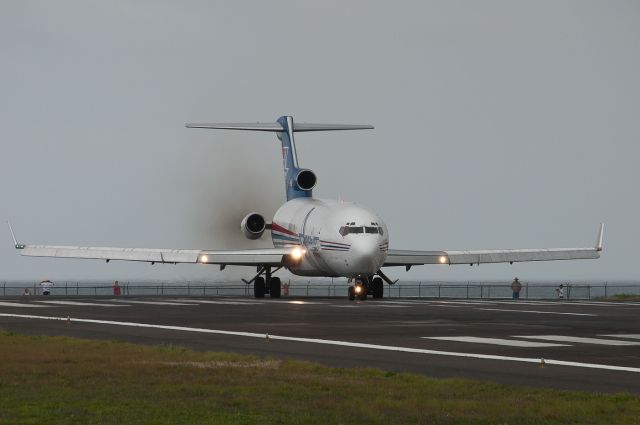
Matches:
[[355, 285, 362, 294], [290, 247, 306, 260], [200, 254, 209, 263], [439, 256, 447, 264]]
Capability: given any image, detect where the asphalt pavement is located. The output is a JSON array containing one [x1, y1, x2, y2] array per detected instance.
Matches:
[[1, 295, 639, 394]]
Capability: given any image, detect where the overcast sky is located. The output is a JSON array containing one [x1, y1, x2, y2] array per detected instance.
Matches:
[[1, 1, 638, 283]]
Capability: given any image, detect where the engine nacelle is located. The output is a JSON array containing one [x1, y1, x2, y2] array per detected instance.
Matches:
[[295, 169, 317, 191], [241, 212, 266, 240]]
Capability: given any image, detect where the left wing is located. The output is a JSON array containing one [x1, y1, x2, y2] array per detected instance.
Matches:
[[7, 223, 292, 267], [384, 224, 604, 268], [18, 245, 290, 266]]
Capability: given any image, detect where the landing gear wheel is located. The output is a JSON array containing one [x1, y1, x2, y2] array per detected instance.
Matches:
[[348, 286, 356, 301], [270, 277, 281, 298], [372, 277, 384, 299], [254, 277, 265, 298], [356, 284, 367, 301]]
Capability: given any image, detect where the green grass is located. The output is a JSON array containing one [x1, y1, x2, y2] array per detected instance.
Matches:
[[0, 331, 639, 424], [598, 294, 640, 301]]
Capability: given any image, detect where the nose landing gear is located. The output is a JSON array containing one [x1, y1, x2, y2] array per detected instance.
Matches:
[[348, 275, 385, 301]]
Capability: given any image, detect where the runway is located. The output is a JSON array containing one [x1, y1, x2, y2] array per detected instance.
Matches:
[[1, 295, 640, 394]]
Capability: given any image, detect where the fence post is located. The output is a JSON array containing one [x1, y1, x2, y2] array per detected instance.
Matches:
[[604, 282, 607, 298], [76, 282, 79, 296], [438, 284, 441, 298], [466, 283, 469, 299], [480, 284, 483, 299], [418, 282, 421, 298], [526, 283, 528, 299], [588, 285, 591, 300]]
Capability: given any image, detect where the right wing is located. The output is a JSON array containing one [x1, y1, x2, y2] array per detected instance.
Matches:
[[384, 224, 604, 268]]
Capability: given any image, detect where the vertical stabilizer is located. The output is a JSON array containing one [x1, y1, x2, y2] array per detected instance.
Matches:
[[276, 116, 312, 201], [185, 115, 373, 201]]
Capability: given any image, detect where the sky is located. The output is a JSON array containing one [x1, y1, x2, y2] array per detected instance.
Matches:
[[1, 1, 638, 283]]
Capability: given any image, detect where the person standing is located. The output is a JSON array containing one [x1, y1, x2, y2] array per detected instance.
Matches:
[[112, 280, 121, 296], [511, 277, 522, 299], [39, 279, 53, 296]]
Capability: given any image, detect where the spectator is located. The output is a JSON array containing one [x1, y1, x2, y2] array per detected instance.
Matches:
[[555, 284, 565, 299], [39, 279, 53, 296], [511, 277, 522, 299], [112, 280, 121, 296], [22, 287, 31, 296]]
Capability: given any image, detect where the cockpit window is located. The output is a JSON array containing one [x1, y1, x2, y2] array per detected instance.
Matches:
[[339, 226, 364, 236], [340, 224, 383, 236]]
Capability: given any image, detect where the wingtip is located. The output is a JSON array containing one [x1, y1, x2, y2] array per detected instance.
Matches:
[[596, 223, 604, 251], [6, 221, 25, 249]]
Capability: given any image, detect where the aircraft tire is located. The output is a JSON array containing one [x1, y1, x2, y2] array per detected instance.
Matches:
[[357, 285, 367, 301], [270, 277, 281, 298], [348, 286, 355, 301], [372, 277, 384, 299], [254, 277, 265, 298]]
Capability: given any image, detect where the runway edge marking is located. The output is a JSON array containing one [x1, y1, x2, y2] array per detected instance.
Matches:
[[1, 313, 639, 374]]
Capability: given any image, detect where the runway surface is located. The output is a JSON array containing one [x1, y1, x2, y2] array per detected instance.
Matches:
[[1, 295, 640, 394]]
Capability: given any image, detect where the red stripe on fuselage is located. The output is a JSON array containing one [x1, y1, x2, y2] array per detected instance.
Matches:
[[271, 222, 297, 237]]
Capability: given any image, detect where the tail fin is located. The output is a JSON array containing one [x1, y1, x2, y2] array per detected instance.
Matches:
[[186, 115, 373, 201]]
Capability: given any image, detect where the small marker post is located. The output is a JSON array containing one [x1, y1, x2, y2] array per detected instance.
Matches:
[[539, 358, 546, 368], [265, 333, 270, 342], [66, 316, 71, 324]]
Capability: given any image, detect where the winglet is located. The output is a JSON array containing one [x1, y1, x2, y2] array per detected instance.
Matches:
[[595, 223, 604, 252], [6, 221, 25, 249]]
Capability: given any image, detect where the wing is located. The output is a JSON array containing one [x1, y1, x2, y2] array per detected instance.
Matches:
[[384, 224, 604, 268], [18, 245, 290, 266]]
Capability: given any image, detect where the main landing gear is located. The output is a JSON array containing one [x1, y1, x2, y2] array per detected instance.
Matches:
[[244, 266, 281, 298], [348, 276, 385, 301]]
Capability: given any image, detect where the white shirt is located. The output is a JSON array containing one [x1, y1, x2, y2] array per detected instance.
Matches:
[[40, 281, 53, 291]]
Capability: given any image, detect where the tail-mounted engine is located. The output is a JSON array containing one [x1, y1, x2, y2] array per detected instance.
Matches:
[[241, 212, 266, 240], [295, 169, 317, 191]]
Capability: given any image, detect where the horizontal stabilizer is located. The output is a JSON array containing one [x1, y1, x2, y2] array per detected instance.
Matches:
[[185, 122, 374, 132]]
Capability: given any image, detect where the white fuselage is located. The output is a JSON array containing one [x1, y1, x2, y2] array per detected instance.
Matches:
[[271, 198, 388, 278]]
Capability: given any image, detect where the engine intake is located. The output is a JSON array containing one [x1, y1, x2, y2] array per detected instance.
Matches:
[[241, 212, 266, 240], [295, 169, 317, 191]]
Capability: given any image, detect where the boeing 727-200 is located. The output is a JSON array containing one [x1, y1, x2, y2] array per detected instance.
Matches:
[[8, 115, 603, 299]]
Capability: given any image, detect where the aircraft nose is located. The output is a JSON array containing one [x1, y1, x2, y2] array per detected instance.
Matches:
[[350, 237, 382, 273]]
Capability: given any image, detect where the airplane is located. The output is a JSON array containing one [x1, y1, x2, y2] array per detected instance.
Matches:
[[8, 115, 604, 300]]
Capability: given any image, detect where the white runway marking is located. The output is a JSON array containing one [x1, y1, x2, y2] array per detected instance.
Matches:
[[173, 299, 263, 305], [37, 300, 127, 307], [0, 301, 50, 308], [107, 300, 198, 306], [513, 335, 640, 346], [422, 336, 569, 348], [332, 304, 409, 308], [476, 308, 596, 317], [600, 334, 640, 340], [2, 313, 640, 374]]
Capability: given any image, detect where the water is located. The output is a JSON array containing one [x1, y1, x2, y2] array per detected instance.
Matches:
[[1, 280, 639, 299]]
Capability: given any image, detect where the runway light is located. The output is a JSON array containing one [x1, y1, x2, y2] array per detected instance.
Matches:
[[439, 256, 447, 264], [290, 247, 305, 260], [200, 254, 209, 263]]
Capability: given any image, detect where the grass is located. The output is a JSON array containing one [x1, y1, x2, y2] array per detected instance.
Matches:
[[598, 294, 640, 301], [0, 331, 639, 424]]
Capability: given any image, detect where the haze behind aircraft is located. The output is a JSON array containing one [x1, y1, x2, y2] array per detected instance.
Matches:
[[8, 116, 604, 300]]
